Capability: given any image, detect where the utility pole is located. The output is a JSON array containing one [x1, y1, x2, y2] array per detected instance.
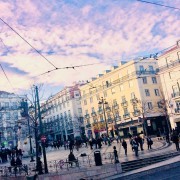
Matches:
[[35, 86, 48, 173]]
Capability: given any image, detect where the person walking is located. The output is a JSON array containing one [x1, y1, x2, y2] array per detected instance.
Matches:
[[113, 146, 119, 163], [122, 139, 127, 156], [172, 132, 179, 151], [37, 157, 43, 175], [132, 137, 139, 157], [137, 135, 144, 151], [147, 136, 153, 150]]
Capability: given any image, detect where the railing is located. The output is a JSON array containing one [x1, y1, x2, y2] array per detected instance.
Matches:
[[158, 59, 180, 72], [98, 110, 103, 114], [91, 112, 97, 117], [121, 101, 128, 107], [113, 104, 119, 110], [86, 124, 91, 128], [130, 98, 138, 104], [123, 113, 130, 119], [132, 111, 141, 117], [84, 114, 90, 119], [171, 92, 180, 98], [105, 107, 111, 112], [174, 108, 180, 114]]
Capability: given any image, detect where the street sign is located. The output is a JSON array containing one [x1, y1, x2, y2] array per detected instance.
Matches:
[[41, 135, 46, 142]]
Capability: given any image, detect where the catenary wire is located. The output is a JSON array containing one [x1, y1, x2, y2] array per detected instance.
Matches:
[[135, 0, 180, 11]]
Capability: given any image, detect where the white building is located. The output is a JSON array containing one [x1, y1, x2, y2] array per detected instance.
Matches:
[[157, 41, 180, 130], [41, 83, 84, 141], [0, 91, 26, 148]]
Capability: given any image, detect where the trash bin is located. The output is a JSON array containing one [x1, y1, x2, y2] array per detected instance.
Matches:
[[94, 150, 102, 166]]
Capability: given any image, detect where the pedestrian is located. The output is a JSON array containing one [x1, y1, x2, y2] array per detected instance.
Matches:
[[137, 135, 144, 151], [122, 139, 127, 156], [37, 157, 43, 175], [166, 133, 170, 144], [16, 156, 22, 166], [147, 136, 153, 150], [10, 157, 16, 167], [69, 140, 74, 152], [132, 137, 139, 157], [89, 139, 93, 150], [113, 146, 119, 163], [171, 132, 179, 151], [68, 151, 77, 166]]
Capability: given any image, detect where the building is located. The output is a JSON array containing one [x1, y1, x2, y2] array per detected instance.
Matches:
[[0, 91, 26, 148], [80, 59, 168, 138], [157, 41, 180, 130], [41, 83, 84, 142]]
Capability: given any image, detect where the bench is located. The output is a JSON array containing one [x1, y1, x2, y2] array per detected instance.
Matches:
[[65, 159, 79, 168]]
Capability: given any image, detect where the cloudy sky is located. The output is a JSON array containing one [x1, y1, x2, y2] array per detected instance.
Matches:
[[0, 0, 179, 98]]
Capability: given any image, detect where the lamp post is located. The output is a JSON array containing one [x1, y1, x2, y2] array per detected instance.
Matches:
[[35, 85, 48, 174], [98, 97, 109, 136]]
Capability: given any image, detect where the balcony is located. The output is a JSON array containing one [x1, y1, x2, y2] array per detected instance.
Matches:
[[174, 108, 180, 114], [121, 101, 128, 107], [98, 110, 103, 114], [115, 116, 121, 121], [107, 118, 113, 123], [105, 106, 111, 112], [171, 92, 180, 98], [91, 112, 97, 117], [130, 98, 138, 104], [136, 70, 157, 75], [123, 113, 130, 119], [86, 124, 91, 128], [132, 110, 141, 117], [113, 104, 119, 110], [84, 114, 90, 119]]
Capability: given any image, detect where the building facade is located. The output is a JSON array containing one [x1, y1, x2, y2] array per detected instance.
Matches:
[[41, 83, 84, 142], [157, 41, 180, 130], [0, 91, 26, 148], [80, 59, 168, 138]]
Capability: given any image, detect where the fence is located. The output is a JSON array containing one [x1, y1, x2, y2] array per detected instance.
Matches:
[[0, 152, 116, 177]]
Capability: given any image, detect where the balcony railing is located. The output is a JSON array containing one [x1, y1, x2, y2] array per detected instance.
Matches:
[[123, 113, 130, 119], [84, 114, 90, 119], [132, 110, 141, 117], [171, 92, 180, 98], [86, 124, 91, 128], [121, 101, 128, 107], [175, 108, 180, 114], [98, 110, 103, 114], [91, 112, 97, 117], [113, 104, 119, 110], [130, 98, 138, 104], [105, 106, 111, 112]]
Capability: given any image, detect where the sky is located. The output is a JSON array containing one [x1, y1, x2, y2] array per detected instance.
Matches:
[[0, 0, 179, 99]]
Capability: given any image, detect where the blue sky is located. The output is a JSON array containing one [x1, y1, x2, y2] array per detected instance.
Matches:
[[0, 0, 179, 98]]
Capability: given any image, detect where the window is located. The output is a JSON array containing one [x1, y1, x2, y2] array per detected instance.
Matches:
[[5, 102, 9, 107], [85, 110, 88, 115], [78, 108, 82, 113], [142, 77, 147, 84], [92, 107, 95, 112], [139, 65, 145, 72], [113, 99, 117, 105], [131, 92, 135, 99], [157, 102, 163, 108], [6, 112, 10, 120], [111, 88, 115, 94], [90, 97, 93, 103], [96, 94, 100, 100], [154, 89, 160, 96], [120, 85, 124, 91], [149, 65, 154, 72], [84, 100, 87, 105], [13, 112, 18, 119], [129, 80, 133, 87], [147, 102, 153, 110], [123, 108, 128, 114], [122, 96, 126, 102], [145, 89, 150, 96], [12, 102, 17, 108], [103, 91, 107, 97], [152, 77, 157, 84]]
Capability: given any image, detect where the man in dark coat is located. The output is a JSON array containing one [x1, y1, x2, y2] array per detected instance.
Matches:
[[172, 133, 179, 151]]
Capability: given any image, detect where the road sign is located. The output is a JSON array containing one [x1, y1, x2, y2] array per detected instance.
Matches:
[[41, 135, 46, 142]]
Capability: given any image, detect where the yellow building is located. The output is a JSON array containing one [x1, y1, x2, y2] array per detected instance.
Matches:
[[80, 59, 168, 138], [157, 41, 180, 130]]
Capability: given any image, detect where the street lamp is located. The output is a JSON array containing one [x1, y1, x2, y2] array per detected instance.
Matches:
[[98, 97, 109, 136]]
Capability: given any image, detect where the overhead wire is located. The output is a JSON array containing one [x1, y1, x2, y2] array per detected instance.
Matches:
[[135, 0, 180, 11], [0, 17, 57, 69]]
